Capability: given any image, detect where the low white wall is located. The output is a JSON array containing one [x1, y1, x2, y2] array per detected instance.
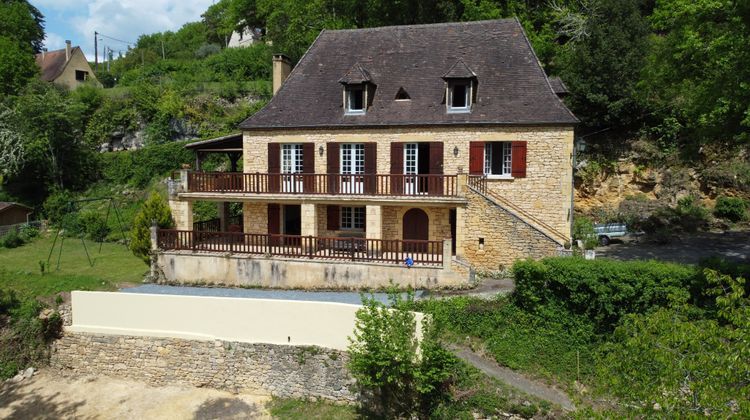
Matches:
[[69, 291, 422, 351]]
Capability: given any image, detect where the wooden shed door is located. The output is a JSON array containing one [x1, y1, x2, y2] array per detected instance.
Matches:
[[403, 208, 429, 253]]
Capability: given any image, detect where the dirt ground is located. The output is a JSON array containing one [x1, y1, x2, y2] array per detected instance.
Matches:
[[0, 370, 271, 420], [596, 230, 750, 265]]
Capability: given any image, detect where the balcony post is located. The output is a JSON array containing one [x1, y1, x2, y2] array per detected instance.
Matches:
[[365, 205, 383, 255], [455, 206, 465, 259], [168, 199, 193, 233], [300, 203, 318, 254], [442, 238, 452, 269], [456, 173, 468, 196]]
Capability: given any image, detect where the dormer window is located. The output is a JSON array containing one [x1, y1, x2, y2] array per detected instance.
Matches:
[[339, 63, 374, 116], [448, 80, 471, 111], [346, 85, 366, 114], [443, 59, 477, 114]]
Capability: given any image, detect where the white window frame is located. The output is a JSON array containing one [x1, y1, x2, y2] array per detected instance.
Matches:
[[404, 143, 418, 175], [484, 142, 513, 179], [447, 80, 472, 113], [345, 85, 366, 115], [340, 143, 365, 194], [281, 143, 304, 192], [340, 206, 365, 230]]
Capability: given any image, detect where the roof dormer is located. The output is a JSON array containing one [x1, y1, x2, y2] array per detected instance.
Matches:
[[339, 63, 375, 115], [443, 60, 477, 113]]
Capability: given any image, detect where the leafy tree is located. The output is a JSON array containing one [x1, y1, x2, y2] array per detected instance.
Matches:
[[645, 0, 750, 146], [0, 36, 37, 96], [0, 106, 25, 183], [558, 0, 651, 131], [0, 0, 45, 53], [130, 192, 174, 263], [348, 290, 455, 417]]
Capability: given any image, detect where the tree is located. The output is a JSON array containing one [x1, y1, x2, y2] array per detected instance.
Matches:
[[644, 0, 750, 146], [0, 107, 24, 184], [0, 36, 37, 96], [558, 0, 651, 131], [0, 0, 45, 53], [348, 290, 455, 417], [130, 192, 174, 264]]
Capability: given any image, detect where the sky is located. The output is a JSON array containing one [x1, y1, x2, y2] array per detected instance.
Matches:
[[33, 0, 215, 62]]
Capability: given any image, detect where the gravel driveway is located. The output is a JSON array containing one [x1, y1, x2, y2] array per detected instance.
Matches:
[[595, 230, 750, 265]]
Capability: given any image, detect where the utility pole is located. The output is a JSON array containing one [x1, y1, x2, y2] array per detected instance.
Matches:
[[161, 39, 165, 59], [94, 31, 98, 71]]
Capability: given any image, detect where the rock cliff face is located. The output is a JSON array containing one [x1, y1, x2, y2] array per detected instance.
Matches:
[[99, 118, 201, 152]]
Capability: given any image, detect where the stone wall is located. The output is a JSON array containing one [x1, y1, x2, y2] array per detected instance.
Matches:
[[51, 333, 355, 403], [243, 125, 573, 235], [462, 188, 560, 271]]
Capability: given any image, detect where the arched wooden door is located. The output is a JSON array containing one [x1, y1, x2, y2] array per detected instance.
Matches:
[[403, 208, 429, 253]]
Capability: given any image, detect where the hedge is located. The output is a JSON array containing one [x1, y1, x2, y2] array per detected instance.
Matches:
[[512, 257, 697, 331], [99, 141, 194, 188]]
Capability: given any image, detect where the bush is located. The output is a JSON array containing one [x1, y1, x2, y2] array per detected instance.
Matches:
[[0, 289, 62, 380], [572, 215, 599, 249], [0, 230, 23, 248], [18, 225, 39, 242], [43, 189, 74, 227], [512, 258, 697, 331], [130, 192, 174, 263], [714, 195, 748, 222], [99, 141, 194, 188], [348, 290, 455, 418], [79, 212, 110, 242]]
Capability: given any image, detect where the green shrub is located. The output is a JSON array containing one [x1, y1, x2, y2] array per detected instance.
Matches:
[[714, 195, 748, 222], [79, 212, 111, 242], [512, 258, 696, 331], [0, 289, 62, 380], [0, 230, 23, 248], [43, 189, 74, 227], [99, 141, 194, 188], [348, 290, 456, 418], [572, 215, 599, 249], [18, 225, 39, 242], [130, 192, 174, 263], [596, 270, 749, 417]]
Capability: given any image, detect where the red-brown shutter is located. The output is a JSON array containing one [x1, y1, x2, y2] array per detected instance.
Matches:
[[268, 143, 280, 192], [326, 143, 339, 194], [302, 142, 315, 192], [511, 141, 527, 178], [428, 142, 444, 195], [326, 205, 339, 230], [390, 142, 404, 194], [364, 142, 377, 194], [469, 141, 485, 175]]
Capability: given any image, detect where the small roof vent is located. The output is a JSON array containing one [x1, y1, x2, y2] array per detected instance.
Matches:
[[395, 87, 411, 100]]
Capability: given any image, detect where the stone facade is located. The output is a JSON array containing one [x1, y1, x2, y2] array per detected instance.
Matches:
[[51, 332, 356, 403], [243, 125, 573, 234], [168, 199, 193, 231], [462, 188, 560, 270]]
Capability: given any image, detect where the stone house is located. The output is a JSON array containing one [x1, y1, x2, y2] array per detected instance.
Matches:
[[162, 19, 577, 289], [35, 40, 100, 89]]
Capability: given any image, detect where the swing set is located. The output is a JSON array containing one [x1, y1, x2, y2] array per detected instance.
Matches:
[[46, 197, 129, 270]]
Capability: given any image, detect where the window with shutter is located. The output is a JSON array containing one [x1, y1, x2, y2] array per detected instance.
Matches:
[[469, 142, 485, 175], [326, 205, 340, 230]]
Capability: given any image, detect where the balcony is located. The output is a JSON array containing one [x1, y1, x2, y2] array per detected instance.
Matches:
[[185, 171, 459, 196], [157, 229, 445, 267]]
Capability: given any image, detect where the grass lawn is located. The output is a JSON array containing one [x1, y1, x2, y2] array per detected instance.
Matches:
[[266, 398, 357, 419], [0, 232, 147, 298]]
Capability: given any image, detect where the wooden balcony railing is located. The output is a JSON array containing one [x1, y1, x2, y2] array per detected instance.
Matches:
[[157, 229, 444, 266], [185, 172, 459, 197]]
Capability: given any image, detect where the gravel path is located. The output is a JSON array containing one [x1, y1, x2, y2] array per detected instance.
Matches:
[[448, 344, 576, 412], [0, 371, 270, 419]]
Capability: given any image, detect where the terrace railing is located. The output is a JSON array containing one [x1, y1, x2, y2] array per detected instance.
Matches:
[[185, 172, 459, 197], [157, 229, 444, 266]]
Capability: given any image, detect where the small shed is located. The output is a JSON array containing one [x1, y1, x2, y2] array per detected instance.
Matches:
[[0, 202, 33, 226]]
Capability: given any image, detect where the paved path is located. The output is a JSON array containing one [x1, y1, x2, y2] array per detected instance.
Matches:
[[448, 344, 576, 412]]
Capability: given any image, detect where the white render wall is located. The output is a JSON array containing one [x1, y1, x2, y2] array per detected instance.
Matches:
[[68, 291, 423, 351]]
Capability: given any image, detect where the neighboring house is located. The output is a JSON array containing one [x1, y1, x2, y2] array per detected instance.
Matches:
[[35, 40, 100, 89], [0, 202, 33, 227], [228, 25, 262, 48], [162, 19, 578, 289]]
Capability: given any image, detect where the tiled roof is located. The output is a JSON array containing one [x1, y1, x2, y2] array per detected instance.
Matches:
[[240, 19, 578, 130], [0, 202, 32, 213], [35, 46, 80, 82]]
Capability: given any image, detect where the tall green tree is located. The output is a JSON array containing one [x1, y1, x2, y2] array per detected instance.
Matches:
[[130, 192, 174, 264], [0, 0, 45, 53], [644, 0, 750, 146], [558, 0, 651, 131], [0, 36, 37, 97]]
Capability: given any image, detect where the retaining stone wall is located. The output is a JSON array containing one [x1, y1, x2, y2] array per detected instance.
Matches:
[[51, 333, 356, 403]]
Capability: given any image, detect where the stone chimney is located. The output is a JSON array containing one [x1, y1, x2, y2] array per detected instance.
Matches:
[[65, 40, 72, 61], [272, 54, 292, 95], [41, 48, 47, 60]]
